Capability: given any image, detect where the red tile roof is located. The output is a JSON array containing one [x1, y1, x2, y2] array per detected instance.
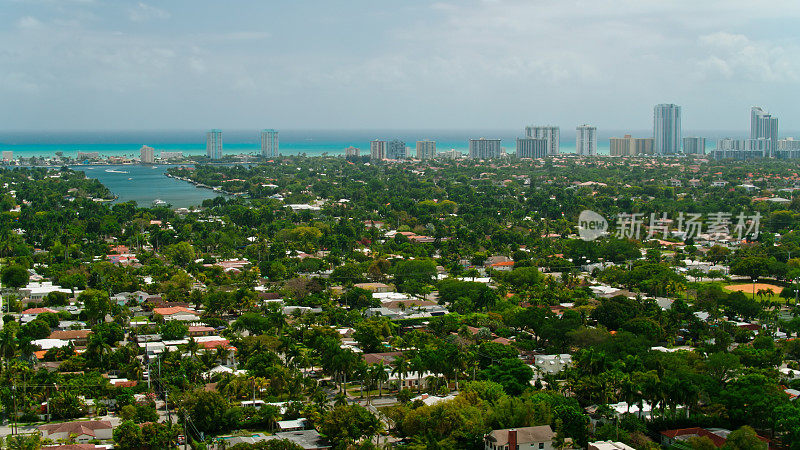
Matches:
[[152, 306, 197, 316], [22, 307, 59, 315]]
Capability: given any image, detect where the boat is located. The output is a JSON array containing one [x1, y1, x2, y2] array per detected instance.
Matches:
[[152, 199, 167, 207], [105, 169, 128, 174]]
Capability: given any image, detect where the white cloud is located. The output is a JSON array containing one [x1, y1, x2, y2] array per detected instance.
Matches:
[[697, 32, 800, 82], [16, 16, 43, 29], [128, 2, 170, 22]]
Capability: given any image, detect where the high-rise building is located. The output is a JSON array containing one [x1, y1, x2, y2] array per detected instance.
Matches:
[[260, 129, 279, 157], [140, 145, 155, 164], [751, 106, 779, 156], [711, 138, 770, 160], [370, 140, 387, 160], [345, 146, 360, 157], [525, 126, 560, 155], [386, 139, 406, 160], [206, 130, 223, 160], [1, 151, 12, 162], [653, 104, 681, 155], [682, 137, 706, 155], [516, 138, 548, 159], [469, 138, 502, 159], [777, 138, 800, 159], [609, 135, 654, 156], [576, 125, 597, 156], [416, 140, 437, 160]]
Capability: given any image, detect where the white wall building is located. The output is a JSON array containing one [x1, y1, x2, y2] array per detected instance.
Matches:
[[260, 129, 279, 157], [654, 104, 681, 155], [576, 124, 597, 156], [206, 130, 223, 160], [525, 126, 560, 156], [469, 138, 502, 159], [139, 145, 155, 164]]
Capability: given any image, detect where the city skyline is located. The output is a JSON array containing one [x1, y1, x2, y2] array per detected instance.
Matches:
[[3, 1, 800, 131]]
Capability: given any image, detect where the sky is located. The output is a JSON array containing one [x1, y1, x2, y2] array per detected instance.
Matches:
[[2, 0, 800, 132]]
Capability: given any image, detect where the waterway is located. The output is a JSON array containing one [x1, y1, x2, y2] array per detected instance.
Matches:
[[71, 164, 226, 209]]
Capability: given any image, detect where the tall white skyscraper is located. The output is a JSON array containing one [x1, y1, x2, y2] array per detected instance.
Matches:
[[654, 104, 681, 155], [139, 145, 155, 163], [416, 140, 436, 159], [576, 125, 597, 156], [206, 130, 223, 160], [261, 129, 279, 157], [370, 140, 387, 160], [525, 126, 560, 155], [751, 106, 778, 156], [469, 138, 502, 159]]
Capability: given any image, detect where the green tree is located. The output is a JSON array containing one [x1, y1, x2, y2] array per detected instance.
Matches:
[[165, 241, 197, 266], [480, 358, 532, 396], [182, 389, 230, 434], [319, 404, 380, 449], [5, 432, 43, 450], [50, 391, 86, 419], [78, 289, 111, 325], [354, 317, 394, 353], [1, 265, 29, 290], [722, 426, 767, 450], [341, 287, 378, 310], [161, 321, 189, 341]]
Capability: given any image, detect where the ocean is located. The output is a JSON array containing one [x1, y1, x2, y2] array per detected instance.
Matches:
[[0, 129, 759, 159]]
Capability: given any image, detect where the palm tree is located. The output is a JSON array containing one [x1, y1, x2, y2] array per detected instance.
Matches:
[[250, 376, 269, 403], [0, 328, 17, 370], [371, 362, 389, 398], [391, 355, 410, 392], [186, 337, 200, 359], [409, 355, 426, 394]]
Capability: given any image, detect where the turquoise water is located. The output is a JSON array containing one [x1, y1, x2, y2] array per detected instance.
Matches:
[[0, 129, 649, 158], [2, 129, 762, 161], [72, 164, 225, 209]]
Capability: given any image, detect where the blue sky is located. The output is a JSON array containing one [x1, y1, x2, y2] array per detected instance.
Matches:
[[2, 0, 800, 132]]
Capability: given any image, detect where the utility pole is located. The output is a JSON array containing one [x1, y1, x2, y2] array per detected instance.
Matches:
[[11, 384, 17, 435], [183, 410, 189, 450]]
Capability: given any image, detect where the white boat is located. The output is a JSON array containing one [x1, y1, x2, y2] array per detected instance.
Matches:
[[105, 169, 129, 174], [152, 199, 167, 207]]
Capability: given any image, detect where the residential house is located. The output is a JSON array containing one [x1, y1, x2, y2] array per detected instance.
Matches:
[[48, 329, 92, 346], [531, 354, 572, 379], [20, 307, 59, 323], [152, 306, 200, 322], [353, 282, 391, 293], [589, 442, 635, 450], [38, 420, 113, 443], [660, 427, 769, 448], [277, 418, 307, 432], [19, 282, 72, 302], [484, 426, 555, 450], [188, 326, 216, 337]]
